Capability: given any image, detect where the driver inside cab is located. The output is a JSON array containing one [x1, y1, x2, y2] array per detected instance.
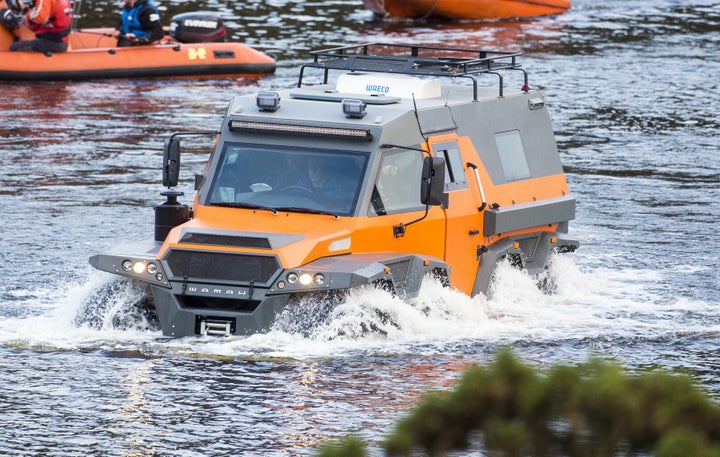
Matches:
[[291, 157, 349, 198]]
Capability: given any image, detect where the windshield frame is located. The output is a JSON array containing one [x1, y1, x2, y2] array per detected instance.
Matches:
[[202, 142, 370, 217]]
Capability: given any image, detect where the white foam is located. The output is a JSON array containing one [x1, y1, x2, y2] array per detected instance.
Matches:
[[0, 271, 159, 350], [0, 257, 716, 358]]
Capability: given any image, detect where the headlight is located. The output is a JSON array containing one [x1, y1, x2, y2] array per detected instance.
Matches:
[[119, 258, 165, 283], [299, 273, 313, 285], [281, 271, 327, 289]]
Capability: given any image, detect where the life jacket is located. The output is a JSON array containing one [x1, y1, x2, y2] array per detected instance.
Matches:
[[120, 0, 159, 39], [27, 0, 72, 39]]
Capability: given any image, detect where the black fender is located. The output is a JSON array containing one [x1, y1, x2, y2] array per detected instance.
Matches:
[[297, 252, 450, 299], [472, 232, 579, 296]]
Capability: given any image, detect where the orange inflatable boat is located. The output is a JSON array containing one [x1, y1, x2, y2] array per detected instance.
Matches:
[[362, 0, 571, 20], [0, 4, 275, 81]]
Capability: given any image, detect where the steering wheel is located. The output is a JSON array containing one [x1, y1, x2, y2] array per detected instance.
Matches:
[[281, 185, 313, 193]]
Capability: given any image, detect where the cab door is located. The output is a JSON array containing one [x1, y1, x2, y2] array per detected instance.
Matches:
[[431, 137, 486, 295], [354, 147, 446, 261]]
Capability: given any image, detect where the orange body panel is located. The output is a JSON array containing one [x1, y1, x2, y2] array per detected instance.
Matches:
[[363, 0, 570, 20], [426, 134, 570, 294], [161, 205, 448, 270]]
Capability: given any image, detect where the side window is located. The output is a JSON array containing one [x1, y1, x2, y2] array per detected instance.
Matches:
[[369, 149, 424, 216], [211, 147, 243, 202], [432, 140, 468, 191], [495, 130, 530, 181]]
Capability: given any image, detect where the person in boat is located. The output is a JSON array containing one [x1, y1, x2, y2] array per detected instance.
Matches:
[[115, 0, 163, 47], [4, 0, 72, 53]]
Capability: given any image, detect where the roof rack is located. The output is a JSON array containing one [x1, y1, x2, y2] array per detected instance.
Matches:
[[297, 43, 529, 99]]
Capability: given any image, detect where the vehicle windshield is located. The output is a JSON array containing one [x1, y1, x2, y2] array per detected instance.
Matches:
[[207, 143, 368, 216]]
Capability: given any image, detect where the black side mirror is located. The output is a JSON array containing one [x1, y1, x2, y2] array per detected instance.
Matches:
[[163, 135, 181, 188], [420, 156, 449, 208]]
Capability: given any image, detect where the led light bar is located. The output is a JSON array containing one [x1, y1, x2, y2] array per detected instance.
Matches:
[[228, 119, 373, 141]]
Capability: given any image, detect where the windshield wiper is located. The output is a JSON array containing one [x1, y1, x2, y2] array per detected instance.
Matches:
[[210, 202, 338, 217], [210, 201, 279, 214], [274, 206, 339, 217]]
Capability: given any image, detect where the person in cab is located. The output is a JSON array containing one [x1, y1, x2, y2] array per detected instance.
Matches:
[[4, 0, 72, 53], [290, 157, 358, 213], [298, 158, 348, 198], [116, 0, 163, 47]]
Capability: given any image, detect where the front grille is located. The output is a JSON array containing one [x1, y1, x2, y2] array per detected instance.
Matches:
[[180, 233, 272, 249], [165, 250, 280, 284], [181, 296, 260, 312]]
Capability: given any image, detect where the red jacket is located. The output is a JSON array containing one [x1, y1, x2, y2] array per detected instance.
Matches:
[[26, 0, 72, 40]]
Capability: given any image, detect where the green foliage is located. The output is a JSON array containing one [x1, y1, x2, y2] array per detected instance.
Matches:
[[384, 349, 720, 456], [316, 435, 368, 457], [315, 349, 720, 456]]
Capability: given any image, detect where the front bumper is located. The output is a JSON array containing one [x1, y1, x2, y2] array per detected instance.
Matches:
[[90, 243, 446, 337]]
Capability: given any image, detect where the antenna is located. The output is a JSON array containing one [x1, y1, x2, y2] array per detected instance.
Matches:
[[411, 93, 428, 143]]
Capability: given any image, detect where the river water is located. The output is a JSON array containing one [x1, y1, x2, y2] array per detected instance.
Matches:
[[1, 0, 718, 455]]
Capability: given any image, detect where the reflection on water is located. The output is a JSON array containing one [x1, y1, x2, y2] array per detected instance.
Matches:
[[1, 0, 719, 455]]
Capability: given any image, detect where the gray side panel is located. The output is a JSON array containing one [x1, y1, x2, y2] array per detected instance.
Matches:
[[484, 195, 576, 236], [450, 91, 564, 185], [377, 111, 427, 146], [416, 106, 458, 135]]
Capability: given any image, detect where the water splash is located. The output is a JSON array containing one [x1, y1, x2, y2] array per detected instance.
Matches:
[[0, 272, 160, 350], [71, 277, 159, 332], [0, 256, 715, 358]]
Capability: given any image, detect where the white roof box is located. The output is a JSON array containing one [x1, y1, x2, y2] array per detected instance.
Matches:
[[336, 72, 441, 100]]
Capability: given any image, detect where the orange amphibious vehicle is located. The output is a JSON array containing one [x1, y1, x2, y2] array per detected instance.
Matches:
[[90, 44, 578, 337], [0, 3, 275, 81], [362, 0, 571, 20]]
